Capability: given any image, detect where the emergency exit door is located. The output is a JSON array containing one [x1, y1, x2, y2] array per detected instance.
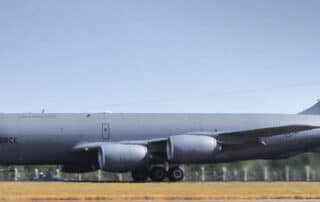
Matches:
[[102, 123, 110, 140]]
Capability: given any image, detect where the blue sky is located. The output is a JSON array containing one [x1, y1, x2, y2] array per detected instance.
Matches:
[[0, 0, 319, 113]]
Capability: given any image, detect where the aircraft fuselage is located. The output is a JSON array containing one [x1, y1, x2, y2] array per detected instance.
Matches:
[[0, 113, 320, 165]]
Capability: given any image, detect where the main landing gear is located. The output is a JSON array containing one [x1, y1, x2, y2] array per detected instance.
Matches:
[[168, 167, 184, 182], [131, 166, 184, 182], [150, 166, 167, 182]]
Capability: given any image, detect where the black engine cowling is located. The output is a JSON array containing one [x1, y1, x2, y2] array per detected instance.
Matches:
[[167, 135, 220, 163], [98, 143, 149, 172]]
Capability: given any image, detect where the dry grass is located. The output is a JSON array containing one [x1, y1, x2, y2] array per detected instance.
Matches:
[[0, 182, 319, 200]]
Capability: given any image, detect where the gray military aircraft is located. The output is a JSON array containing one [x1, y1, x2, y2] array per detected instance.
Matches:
[[0, 101, 320, 182]]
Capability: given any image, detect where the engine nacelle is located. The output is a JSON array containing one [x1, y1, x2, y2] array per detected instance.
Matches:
[[167, 135, 219, 163], [98, 143, 148, 172]]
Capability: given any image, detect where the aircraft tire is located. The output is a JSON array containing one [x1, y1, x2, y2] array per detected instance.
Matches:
[[131, 168, 149, 182], [150, 166, 167, 182], [168, 167, 184, 182]]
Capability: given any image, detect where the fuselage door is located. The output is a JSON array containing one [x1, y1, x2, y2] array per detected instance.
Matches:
[[102, 123, 110, 141]]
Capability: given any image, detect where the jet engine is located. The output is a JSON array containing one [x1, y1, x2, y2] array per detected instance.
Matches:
[[167, 135, 220, 163], [98, 143, 149, 172]]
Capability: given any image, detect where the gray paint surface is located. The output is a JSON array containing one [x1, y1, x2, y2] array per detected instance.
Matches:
[[0, 111, 320, 166]]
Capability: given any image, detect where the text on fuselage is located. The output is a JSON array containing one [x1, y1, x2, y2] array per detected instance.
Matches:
[[0, 137, 17, 144]]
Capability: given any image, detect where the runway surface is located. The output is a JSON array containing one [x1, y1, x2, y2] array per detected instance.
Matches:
[[0, 201, 318, 202], [0, 182, 319, 200]]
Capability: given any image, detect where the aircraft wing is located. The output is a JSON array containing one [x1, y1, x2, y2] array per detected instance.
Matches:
[[141, 125, 320, 145], [73, 125, 319, 152], [135, 124, 319, 147], [71, 124, 320, 168], [214, 124, 319, 145]]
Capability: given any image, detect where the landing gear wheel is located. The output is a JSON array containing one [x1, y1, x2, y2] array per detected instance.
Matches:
[[150, 166, 167, 182], [131, 168, 149, 182], [168, 167, 184, 182]]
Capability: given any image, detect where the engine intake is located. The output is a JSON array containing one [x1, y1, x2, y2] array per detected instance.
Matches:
[[98, 143, 148, 172], [167, 135, 219, 163]]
